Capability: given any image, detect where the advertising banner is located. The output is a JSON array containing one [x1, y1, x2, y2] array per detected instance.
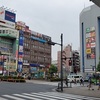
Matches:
[[19, 45, 23, 52], [17, 64, 22, 73], [86, 49, 91, 54], [86, 27, 96, 59], [5, 10, 16, 22]]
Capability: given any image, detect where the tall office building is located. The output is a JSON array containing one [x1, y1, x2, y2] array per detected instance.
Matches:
[[80, 5, 100, 76]]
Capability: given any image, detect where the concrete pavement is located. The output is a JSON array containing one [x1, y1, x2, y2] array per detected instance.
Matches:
[[26, 80, 100, 98], [63, 84, 100, 98]]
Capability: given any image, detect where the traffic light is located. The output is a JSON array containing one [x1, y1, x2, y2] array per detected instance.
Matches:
[[69, 59, 72, 66], [47, 40, 56, 45]]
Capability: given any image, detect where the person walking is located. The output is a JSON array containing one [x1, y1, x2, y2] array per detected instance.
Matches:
[[97, 77, 100, 90], [88, 77, 94, 90], [65, 77, 68, 87], [80, 77, 84, 86], [74, 78, 77, 84]]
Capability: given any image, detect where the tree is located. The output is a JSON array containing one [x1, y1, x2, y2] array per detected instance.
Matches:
[[97, 57, 100, 72], [49, 64, 57, 78]]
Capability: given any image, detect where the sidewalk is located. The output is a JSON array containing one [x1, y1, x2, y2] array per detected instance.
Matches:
[[63, 85, 100, 98], [26, 80, 100, 98]]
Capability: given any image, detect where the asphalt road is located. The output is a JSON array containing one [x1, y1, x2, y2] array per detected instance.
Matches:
[[0, 81, 55, 96]]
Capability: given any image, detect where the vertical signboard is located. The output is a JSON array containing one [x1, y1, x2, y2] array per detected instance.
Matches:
[[17, 30, 24, 73], [86, 27, 96, 59]]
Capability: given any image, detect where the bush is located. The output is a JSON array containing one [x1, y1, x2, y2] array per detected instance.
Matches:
[[50, 78, 61, 82], [0, 76, 26, 83]]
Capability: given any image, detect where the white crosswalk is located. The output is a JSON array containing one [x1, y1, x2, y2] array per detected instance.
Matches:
[[0, 92, 100, 100]]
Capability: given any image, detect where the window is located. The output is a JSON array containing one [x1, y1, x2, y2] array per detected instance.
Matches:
[[3, 30, 5, 33], [6, 30, 8, 34]]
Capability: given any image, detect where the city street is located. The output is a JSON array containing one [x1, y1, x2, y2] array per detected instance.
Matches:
[[0, 81, 55, 96], [0, 80, 100, 100]]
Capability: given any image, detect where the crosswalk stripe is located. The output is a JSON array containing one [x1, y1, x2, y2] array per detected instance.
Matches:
[[23, 93, 69, 100], [2, 95, 25, 100], [31, 92, 82, 100], [41, 92, 100, 100], [1, 92, 100, 100], [13, 94, 41, 100], [23, 93, 59, 100]]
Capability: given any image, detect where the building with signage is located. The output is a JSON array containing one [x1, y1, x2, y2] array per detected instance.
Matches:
[[0, 7, 19, 75], [15, 21, 51, 78], [80, 5, 100, 76], [0, 7, 51, 77]]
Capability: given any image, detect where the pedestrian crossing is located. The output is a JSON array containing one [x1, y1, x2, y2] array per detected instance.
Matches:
[[0, 92, 100, 100]]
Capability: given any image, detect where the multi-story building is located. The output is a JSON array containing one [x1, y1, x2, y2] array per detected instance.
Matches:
[[0, 7, 19, 75], [0, 7, 52, 78], [72, 50, 80, 73], [57, 44, 72, 77], [15, 21, 51, 78], [80, 4, 100, 76]]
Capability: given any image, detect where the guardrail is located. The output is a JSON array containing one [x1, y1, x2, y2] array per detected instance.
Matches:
[[56, 82, 72, 92]]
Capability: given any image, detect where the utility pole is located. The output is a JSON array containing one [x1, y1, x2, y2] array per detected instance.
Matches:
[[61, 33, 63, 92], [47, 33, 63, 92]]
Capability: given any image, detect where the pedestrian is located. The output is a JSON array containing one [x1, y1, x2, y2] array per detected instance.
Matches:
[[80, 77, 84, 86], [65, 77, 68, 87], [74, 78, 77, 84], [97, 77, 100, 90], [88, 77, 94, 90]]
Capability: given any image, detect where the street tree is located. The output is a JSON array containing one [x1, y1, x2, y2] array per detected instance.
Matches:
[[49, 64, 57, 78], [97, 57, 100, 72]]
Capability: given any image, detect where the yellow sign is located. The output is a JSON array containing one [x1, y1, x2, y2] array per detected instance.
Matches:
[[86, 49, 91, 54]]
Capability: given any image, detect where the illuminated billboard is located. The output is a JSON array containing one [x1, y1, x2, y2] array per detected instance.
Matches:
[[86, 27, 96, 59]]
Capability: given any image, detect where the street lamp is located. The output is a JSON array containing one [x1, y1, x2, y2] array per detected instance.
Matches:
[[47, 33, 63, 92]]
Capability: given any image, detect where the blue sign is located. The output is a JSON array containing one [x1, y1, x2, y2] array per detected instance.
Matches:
[[31, 36, 46, 43], [31, 67, 37, 71], [17, 64, 22, 73], [5, 10, 16, 22], [30, 63, 40, 67], [18, 52, 23, 55]]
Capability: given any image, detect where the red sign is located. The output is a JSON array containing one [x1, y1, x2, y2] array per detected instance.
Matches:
[[86, 43, 91, 48]]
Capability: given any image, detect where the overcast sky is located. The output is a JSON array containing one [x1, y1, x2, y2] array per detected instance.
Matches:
[[0, 0, 93, 60]]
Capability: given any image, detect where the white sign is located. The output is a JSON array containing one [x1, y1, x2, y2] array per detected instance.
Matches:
[[23, 63, 29, 65], [0, 19, 15, 29], [19, 45, 23, 52], [0, 7, 5, 20]]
